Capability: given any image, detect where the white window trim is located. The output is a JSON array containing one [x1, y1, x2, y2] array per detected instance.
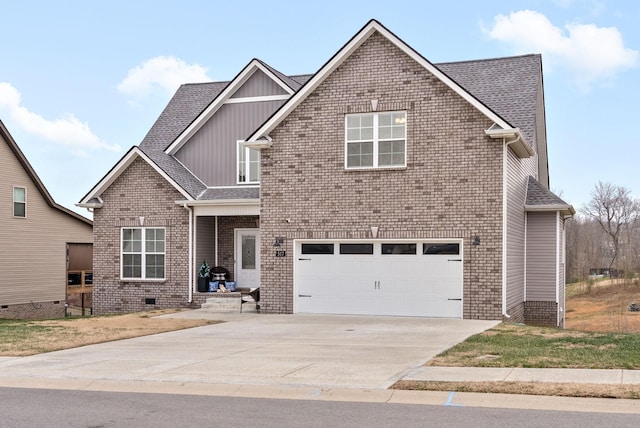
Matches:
[[237, 141, 260, 184], [344, 111, 407, 170], [120, 227, 166, 281], [13, 186, 26, 218]]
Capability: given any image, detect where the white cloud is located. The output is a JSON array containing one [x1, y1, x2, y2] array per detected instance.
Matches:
[[117, 56, 210, 100], [0, 82, 120, 155], [483, 10, 638, 89]]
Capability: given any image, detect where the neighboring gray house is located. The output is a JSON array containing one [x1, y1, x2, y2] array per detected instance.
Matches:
[[79, 20, 573, 327], [0, 120, 93, 319]]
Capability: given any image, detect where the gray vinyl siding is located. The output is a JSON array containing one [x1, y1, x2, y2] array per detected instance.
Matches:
[[175, 100, 286, 186], [526, 211, 557, 301], [0, 133, 93, 306], [505, 147, 538, 311], [231, 70, 289, 98], [195, 216, 215, 280]]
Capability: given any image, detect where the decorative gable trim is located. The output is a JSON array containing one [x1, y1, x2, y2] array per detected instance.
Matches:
[[246, 19, 520, 145], [165, 60, 297, 155], [77, 147, 193, 207]]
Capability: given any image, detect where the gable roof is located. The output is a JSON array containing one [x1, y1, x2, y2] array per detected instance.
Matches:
[[436, 54, 541, 149], [81, 20, 545, 205], [246, 19, 534, 151], [82, 60, 306, 204], [78, 146, 194, 206], [0, 120, 92, 225], [165, 59, 300, 155], [526, 176, 574, 216]]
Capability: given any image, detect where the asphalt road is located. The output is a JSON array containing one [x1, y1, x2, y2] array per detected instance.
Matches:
[[1, 388, 637, 428]]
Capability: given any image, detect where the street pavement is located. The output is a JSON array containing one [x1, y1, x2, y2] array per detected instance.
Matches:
[[0, 310, 639, 414]]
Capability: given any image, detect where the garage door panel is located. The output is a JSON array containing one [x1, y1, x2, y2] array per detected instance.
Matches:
[[295, 241, 463, 318]]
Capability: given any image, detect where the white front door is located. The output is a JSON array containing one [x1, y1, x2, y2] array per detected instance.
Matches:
[[235, 229, 260, 288]]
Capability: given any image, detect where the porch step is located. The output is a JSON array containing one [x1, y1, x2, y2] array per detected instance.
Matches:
[[200, 292, 258, 313]]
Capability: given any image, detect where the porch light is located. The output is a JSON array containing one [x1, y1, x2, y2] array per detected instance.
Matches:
[[273, 237, 284, 247], [472, 236, 480, 246]]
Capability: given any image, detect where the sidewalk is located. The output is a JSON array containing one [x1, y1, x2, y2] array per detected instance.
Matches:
[[404, 366, 640, 385]]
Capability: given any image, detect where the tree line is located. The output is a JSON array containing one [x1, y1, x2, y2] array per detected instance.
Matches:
[[566, 182, 640, 282]]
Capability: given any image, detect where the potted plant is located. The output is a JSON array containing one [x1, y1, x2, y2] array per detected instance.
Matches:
[[197, 260, 210, 292]]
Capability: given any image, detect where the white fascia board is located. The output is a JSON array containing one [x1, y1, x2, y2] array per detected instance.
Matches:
[[79, 147, 193, 205], [243, 135, 273, 149], [485, 126, 534, 158], [525, 204, 576, 216], [166, 60, 295, 155], [248, 19, 515, 142], [177, 198, 260, 216], [176, 198, 259, 206], [224, 94, 290, 104]]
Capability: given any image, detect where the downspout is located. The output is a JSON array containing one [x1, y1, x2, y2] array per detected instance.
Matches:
[[182, 203, 194, 303], [501, 134, 522, 319]]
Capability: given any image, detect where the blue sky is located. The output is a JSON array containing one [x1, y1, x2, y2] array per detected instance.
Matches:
[[1, 1, 638, 218]]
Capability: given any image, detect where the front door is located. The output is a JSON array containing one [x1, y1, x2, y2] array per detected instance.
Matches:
[[235, 229, 260, 288]]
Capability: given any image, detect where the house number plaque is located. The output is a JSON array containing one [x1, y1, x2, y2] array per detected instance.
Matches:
[[275, 250, 286, 257]]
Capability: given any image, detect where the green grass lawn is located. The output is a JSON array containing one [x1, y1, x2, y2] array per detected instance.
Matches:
[[429, 323, 640, 369], [0, 319, 68, 355]]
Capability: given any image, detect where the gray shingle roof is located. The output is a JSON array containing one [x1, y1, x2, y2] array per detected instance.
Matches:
[[137, 53, 542, 201], [526, 176, 571, 207], [199, 187, 259, 200], [436, 54, 541, 148]]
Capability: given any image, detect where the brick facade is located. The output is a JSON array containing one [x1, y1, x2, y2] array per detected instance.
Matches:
[[259, 33, 504, 319], [92, 158, 206, 314]]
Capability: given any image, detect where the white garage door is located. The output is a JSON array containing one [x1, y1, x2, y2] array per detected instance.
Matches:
[[294, 240, 463, 318]]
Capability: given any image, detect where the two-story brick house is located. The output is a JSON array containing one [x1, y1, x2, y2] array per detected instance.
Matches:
[[78, 20, 573, 326]]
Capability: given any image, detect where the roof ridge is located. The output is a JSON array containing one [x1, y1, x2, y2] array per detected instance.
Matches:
[[435, 53, 541, 66]]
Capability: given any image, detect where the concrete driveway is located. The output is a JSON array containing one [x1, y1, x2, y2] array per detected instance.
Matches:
[[0, 313, 497, 392]]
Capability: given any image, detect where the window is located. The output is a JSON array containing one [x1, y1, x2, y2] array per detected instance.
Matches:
[[340, 243, 374, 254], [121, 228, 165, 279], [13, 186, 26, 217], [345, 111, 406, 169], [381, 243, 417, 255], [238, 142, 260, 183], [301, 243, 334, 255], [423, 243, 460, 255]]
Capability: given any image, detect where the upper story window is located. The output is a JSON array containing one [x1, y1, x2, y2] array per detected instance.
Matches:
[[238, 142, 260, 184], [345, 111, 406, 169], [121, 228, 165, 280], [13, 186, 26, 218]]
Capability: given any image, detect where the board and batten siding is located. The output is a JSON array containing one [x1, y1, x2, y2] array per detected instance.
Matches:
[[0, 133, 92, 306], [175, 99, 286, 186], [230, 69, 289, 98], [505, 146, 538, 312], [525, 211, 557, 301]]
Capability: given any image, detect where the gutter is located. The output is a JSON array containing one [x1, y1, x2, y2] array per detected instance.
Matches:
[[485, 126, 534, 158]]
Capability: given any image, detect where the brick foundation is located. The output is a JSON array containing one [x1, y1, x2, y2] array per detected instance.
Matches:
[[0, 301, 65, 320], [524, 301, 559, 327]]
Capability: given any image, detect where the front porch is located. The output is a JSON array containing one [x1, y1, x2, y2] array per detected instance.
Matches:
[[193, 214, 260, 297]]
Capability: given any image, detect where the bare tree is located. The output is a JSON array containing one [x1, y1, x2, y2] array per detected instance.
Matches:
[[581, 182, 640, 274]]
